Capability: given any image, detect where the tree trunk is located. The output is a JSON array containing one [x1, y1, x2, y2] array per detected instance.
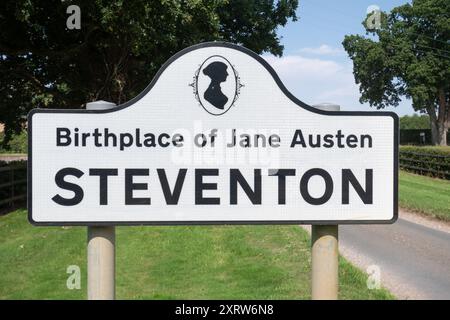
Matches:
[[427, 90, 449, 146], [437, 123, 447, 146], [429, 118, 440, 145], [427, 106, 440, 145], [437, 89, 449, 146], [427, 108, 447, 146]]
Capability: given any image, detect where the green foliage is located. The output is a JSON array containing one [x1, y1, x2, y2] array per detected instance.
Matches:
[[343, 0, 449, 110], [400, 145, 450, 179], [342, 0, 450, 144], [0, 131, 27, 153], [0, 0, 299, 142], [400, 114, 430, 129]]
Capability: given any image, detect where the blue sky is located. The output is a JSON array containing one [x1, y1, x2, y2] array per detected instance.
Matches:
[[265, 0, 415, 115]]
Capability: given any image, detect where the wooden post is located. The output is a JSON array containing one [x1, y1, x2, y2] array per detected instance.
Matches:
[[86, 101, 117, 300], [88, 226, 116, 299], [311, 103, 340, 300], [311, 225, 338, 299]]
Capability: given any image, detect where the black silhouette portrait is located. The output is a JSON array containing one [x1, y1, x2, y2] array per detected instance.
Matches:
[[202, 61, 229, 109]]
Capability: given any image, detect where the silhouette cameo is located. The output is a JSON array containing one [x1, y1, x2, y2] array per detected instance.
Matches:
[[202, 61, 229, 110]]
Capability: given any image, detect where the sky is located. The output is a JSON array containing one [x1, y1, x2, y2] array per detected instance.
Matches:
[[264, 0, 415, 115]]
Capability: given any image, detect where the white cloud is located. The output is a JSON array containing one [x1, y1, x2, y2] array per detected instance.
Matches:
[[262, 53, 353, 105], [262, 52, 413, 115], [263, 55, 343, 78], [297, 44, 344, 56]]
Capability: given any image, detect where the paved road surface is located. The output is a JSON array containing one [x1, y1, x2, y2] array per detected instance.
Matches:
[[340, 214, 450, 299]]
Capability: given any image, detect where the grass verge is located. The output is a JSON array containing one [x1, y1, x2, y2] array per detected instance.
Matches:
[[399, 170, 450, 220], [0, 209, 393, 300]]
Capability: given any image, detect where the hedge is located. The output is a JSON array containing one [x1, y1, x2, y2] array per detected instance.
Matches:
[[399, 146, 450, 180], [0, 131, 27, 154]]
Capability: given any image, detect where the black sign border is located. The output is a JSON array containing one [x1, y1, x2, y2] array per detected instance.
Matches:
[[27, 41, 398, 226]]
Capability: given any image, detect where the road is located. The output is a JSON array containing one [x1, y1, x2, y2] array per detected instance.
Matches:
[[339, 211, 450, 299]]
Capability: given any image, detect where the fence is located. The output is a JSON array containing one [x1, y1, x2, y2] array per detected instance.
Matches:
[[400, 129, 450, 145], [0, 162, 27, 210], [399, 150, 450, 180]]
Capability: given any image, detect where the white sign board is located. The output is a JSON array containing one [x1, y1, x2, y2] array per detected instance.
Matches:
[[28, 42, 398, 225]]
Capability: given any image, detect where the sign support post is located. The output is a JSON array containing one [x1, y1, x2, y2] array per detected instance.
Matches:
[[311, 103, 340, 300], [311, 225, 338, 299], [86, 100, 117, 300]]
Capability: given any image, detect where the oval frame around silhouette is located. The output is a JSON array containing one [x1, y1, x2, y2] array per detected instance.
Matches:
[[196, 55, 238, 116]]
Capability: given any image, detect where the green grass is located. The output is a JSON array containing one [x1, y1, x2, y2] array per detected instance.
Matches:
[[399, 170, 450, 220], [0, 209, 392, 300]]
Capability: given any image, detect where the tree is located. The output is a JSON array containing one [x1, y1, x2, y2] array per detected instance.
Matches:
[[0, 0, 298, 145], [342, 0, 449, 145], [399, 114, 430, 129]]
